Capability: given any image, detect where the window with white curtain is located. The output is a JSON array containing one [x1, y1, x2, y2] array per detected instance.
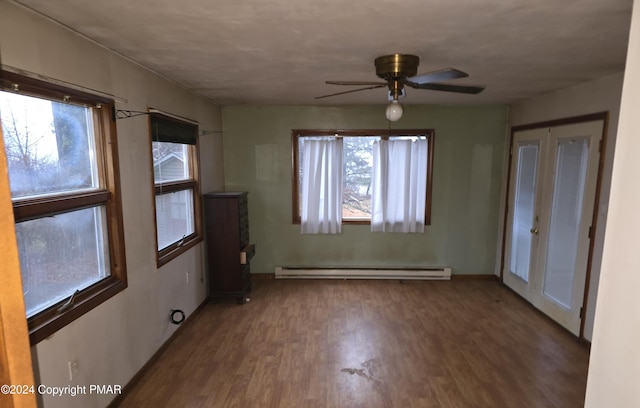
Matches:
[[292, 129, 434, 233], [371, 137, 429, 232]]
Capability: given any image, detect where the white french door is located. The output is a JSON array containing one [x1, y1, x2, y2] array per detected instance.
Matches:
[[503, 120, 603, 336]]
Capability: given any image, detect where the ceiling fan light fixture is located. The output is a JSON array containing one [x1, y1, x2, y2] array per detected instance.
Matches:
[[385, 99, 403, 122]]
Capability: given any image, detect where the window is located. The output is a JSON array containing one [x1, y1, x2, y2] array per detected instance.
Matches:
[[150, 113, 202, 266], [0, 70, 127, 344], [292, 129, 434, 226]]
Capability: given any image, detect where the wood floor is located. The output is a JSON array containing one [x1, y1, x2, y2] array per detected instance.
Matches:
[[114, 279, 590, 408]]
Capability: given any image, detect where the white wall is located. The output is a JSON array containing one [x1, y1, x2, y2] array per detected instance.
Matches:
[[0, 2, 224, 407], [506, 73, 624, 341], [585, 0, 640, 405]]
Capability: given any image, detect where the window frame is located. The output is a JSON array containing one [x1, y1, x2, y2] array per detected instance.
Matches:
[[148, 112, 203, 267], [1, 69, 128, 345], [291, 129, 435, 225]]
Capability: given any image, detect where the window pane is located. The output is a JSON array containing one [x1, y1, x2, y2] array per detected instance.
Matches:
[[156, 189, 195, 250], [343, 137, 375, 219], [16, 206, 110, 317], [0, 91, 99, 199], [152, 141, 190, 183]]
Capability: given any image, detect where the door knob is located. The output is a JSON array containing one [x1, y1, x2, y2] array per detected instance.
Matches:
[[530, 228, 539, 235]]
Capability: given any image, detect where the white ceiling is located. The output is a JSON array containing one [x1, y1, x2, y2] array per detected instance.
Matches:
[[13, 0, 634, 106]]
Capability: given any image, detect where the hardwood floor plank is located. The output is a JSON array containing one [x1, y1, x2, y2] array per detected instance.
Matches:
[[114, 279, 589, 408]]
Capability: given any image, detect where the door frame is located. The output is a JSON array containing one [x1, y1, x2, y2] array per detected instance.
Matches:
[[499, 112, 609, 340]]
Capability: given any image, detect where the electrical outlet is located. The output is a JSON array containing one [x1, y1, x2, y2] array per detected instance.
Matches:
[[68, 360, 79, 381]]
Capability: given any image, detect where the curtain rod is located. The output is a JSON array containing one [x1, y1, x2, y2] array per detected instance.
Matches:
[[1, 64, 128, 103], [114, 109, 222, 135]]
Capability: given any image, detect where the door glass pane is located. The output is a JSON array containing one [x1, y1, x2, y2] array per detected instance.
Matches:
[[16, 206, 110, 317], [155, 189, 195, 250], [543, 138, 589, 308], [509, 143, 539, 282]]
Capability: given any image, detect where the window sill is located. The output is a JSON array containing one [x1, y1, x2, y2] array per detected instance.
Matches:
[[28, 277, 127, 345], [157, 234, 203, 267]]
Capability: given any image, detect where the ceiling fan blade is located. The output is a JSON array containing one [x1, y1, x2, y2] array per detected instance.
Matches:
[[326, 80, 388, 86], [407, 68, 469, 84], [405, 81, 485, 94], [315, 85, 387, 99]]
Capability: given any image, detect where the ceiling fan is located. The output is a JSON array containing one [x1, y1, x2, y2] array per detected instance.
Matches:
[[316, 54, 485, 121]]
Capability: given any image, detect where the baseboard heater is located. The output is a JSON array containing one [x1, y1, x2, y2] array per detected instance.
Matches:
[[274, 266, 451, 280]]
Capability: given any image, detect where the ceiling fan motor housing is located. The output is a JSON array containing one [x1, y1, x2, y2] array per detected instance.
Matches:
[[374, 54, 420, 80], [375, 54, 419, 99]]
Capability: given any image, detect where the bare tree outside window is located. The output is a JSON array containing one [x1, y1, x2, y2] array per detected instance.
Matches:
[[1, 92, 97, 199], [343, 137, 375, 218]]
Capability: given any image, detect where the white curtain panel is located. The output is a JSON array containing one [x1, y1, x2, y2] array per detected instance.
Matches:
[[300, 138, 344, 234], [371, 138, 428, 233]]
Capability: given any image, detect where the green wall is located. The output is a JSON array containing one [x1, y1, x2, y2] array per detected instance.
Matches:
[[221, 105, 508, 275]]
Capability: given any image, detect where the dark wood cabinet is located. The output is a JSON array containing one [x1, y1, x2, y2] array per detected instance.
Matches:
[[204, 192, 255, 303]]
